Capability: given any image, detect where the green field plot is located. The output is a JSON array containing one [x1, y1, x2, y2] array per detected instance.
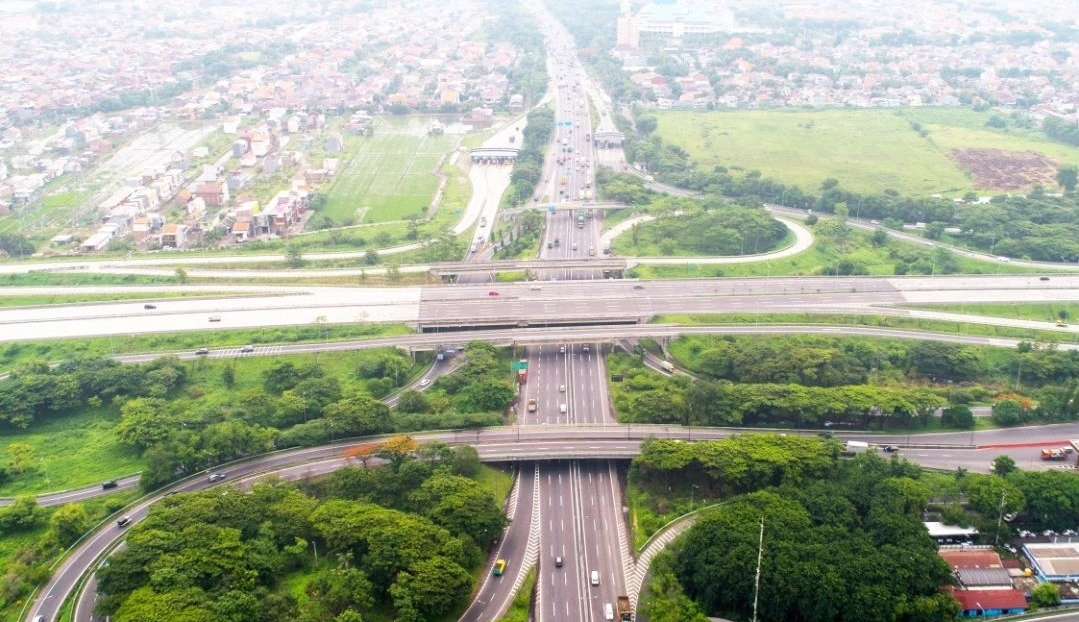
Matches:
[[321, 119, 458, 225], [910, 302, 1079, 323], [654, 108, 1079, 196]]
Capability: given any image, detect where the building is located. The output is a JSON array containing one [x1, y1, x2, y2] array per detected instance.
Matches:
[[161, 223, 188, 249], [949, 589, 1028, 618], [1023, 542, 1079, 584], [616, 0, 736, 50], [194, 181, 229, 207]]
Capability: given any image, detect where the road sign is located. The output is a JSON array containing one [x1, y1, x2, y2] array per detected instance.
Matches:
[[512, 360, 529, 372]]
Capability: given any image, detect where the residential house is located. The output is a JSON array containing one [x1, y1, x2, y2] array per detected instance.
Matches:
[[194, 180, 229, 208], [161, 223, 188, 249]]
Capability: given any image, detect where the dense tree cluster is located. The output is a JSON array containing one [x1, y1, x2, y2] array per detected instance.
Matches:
[[96, 443, 502, 622], [0, 357, 187, 429], [634, 438, 959, 622], [424, 342, 517, 414], [633, 204, 788, 256], [506, 107, 555, 205]]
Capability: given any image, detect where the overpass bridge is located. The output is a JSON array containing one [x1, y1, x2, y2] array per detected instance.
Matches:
[[470, 146, 520, 164], [503, 201, 630, 216], [430, 257, 627, 280]]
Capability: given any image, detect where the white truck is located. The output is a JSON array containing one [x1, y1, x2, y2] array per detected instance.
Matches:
[[844, 440, 869, 455]]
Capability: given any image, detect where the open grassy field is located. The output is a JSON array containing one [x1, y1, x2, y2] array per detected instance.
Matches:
[[322, 117, 459, 224], [653, 107, 1079, 196], [0, 291, 243, 309]]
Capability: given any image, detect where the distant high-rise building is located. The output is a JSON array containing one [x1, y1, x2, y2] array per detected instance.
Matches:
[[617, 0, 736, 50]]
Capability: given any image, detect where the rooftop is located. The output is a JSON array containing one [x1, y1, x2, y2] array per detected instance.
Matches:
[[950, 589, 1027, 612]]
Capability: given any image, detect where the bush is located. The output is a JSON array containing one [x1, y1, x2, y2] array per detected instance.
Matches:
[[941, 405, 975, 429]]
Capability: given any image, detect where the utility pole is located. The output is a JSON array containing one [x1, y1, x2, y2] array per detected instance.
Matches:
[[752, 515, 765, 622], [994, 488, 1007, 546]]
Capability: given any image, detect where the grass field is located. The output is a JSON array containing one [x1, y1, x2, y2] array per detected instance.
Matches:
[[653, 107, 1079, 196], [910, 303, 1079, 323], [322, 118, 458, 224], [0, 291, 242, 309], [613, 220, 792, 257]]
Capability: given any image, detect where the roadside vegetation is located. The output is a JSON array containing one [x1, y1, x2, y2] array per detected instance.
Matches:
[[633, 434, 1079, 622], [910, 302, 1078, 324], [0, 291, 245, 309], [614, 197, 788, 257], [0, 342, 515, 496], [0, 491, 138, 622], [611, 334, 1079, 429], [89, 443, 507, 622]]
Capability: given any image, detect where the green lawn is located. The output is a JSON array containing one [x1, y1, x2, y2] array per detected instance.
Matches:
[[0, 408, 144, 497], [473, 465, 514, 506], [909, 303, 1079, 323], [321, 118, 459, 224], [0, 291, 243, 309], [654, 108, 1079, 196], [498, 568, 536, 622]]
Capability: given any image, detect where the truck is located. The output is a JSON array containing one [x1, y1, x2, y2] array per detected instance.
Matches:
[[1041, 447, 1073, 461], [517, 369, 527, 384], [527, 398, 537, 413], [617, 596, 633, 621], [844, 440, 870, 455], [659, 360, 675, 373], [576, 214, 585, 229]]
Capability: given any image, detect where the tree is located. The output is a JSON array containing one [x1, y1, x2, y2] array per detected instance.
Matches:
[[389, 556, 472, 621], [991, 455, 1017, 477], [302, 566, 374, 620], [396, 390, 429, 414], [378, 436, 419, 469], [286, 245, 305, 268], [636, 115, 658, 135], [386, 262, 402, 284], [1031, 582, 1061, 608], [991, 399, 1025, 426], [175, 267, 188, 284], [5, 443, 37, 475], [410, 473, 507, 544], [940, 405, 974, 429], [1057, 165, 1078, 192], [50, 502, 91, 546], [870, 228, 888, 246], [221, 365, 236, 388], [115, 398, 174, 451]]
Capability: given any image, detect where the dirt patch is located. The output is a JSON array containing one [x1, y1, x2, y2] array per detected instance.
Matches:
[[951, 148, 1059, 191]]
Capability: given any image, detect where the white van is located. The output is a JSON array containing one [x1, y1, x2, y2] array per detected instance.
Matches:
[[604, 603, 615, 620], [590, 570, 599, 586], [559, 404, 567, 414]]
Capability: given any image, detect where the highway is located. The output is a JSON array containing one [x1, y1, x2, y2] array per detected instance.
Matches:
[[6, 274, 1079, 341]]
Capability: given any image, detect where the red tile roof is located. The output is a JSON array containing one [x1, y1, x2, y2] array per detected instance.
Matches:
[[939, 550, 1004, 570], [950, 589, 1027, 612]]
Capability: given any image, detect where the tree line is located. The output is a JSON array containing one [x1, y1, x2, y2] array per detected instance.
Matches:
[[95, 441, 505, 622], [506, 107, 555, 206]]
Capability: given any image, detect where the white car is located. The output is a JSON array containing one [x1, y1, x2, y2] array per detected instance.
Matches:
[[559, 404, 567, 414], [590, 570, 599, 586], [559, 384, 566, 393]]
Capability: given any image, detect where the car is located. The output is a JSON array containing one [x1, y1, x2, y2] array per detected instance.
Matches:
[[588, 247, 595, 256], [1057, 321, 1069, 327], [590, 570, 600, 586], [116, 516, 132, 528], [208, 472, 227, 483], [1040, 276, 1051, 281], [555, 556, 564, 568], [530, 285, 542, 291], [488, 291, 500, 297], [583, 345, 590, 353], [420, 378, 430, 387], [882, 445, 899, 453], [997, 256, 1011, 263], [493, 559, 507, 576], [559, 384, 566, 392], [559, 345, 566, 354], [571, 243, 578, 251], [143, 303, 157, 310], [33, 616, 45, 622], [604, 603, 615, 621], [547, 241, 553, 249], [101, 480, 118, 490], [195, 347, 210, 355], [559, 404, 567, 414], [633, 284, 644, 290], [208, 315, 222, 322], [240, 345, 255, 353]]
